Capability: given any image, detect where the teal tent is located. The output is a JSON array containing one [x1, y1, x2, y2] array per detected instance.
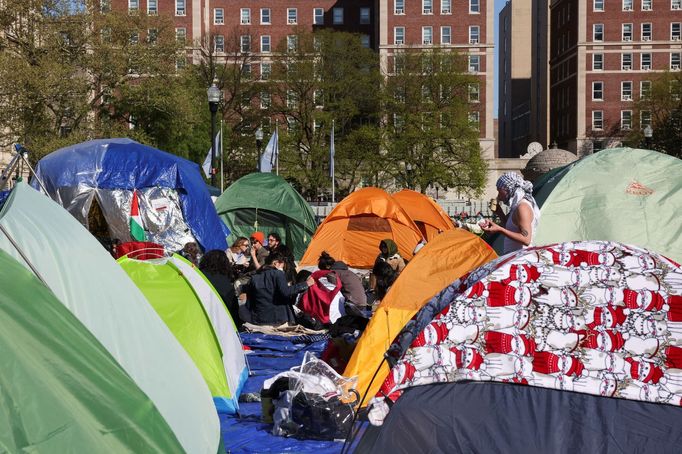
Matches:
[[216, 173, 317, 259], [0, 183, 220, 454], [0, 249, 183, 452], [534, 148, 682, 262]]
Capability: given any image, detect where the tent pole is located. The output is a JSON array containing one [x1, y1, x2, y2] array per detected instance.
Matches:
[[220, 119, 224, 192]]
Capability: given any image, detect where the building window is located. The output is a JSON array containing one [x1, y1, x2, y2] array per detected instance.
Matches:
[[147, 28, 158, 44], [333, 7, 344, 24], [147, 0, 157, 15], [214, 8, 224, 25], [175, 0, 185, 16], [593, 24, 604, 41], [128, 0, 138, 12], [641, 80, 651, 98], [360, 34, 370, 47], [261, 63, 271, 80], [468, 83, 480, 102], [261, 8, 271, 24], [672, 52, 682, 69], [441, 26, 451, 44], [621, 110, 632, 130], [287, 35, 298, 51], [622, 23, 633, 41], [395, 0, 405, 14], [622, 53, 632, 70], [260, 92, 271, 109], [623, 0, 633, 10], [395, 26, 405, 45], [175, 27, 186, 43], [641, 23, 652, 41], [422, 26, 433, 44], [642, 0, 652, 9], [674, 0, 682, 10], [240, 35, 250, 53], [314, 8, 324, 25], [468, 55, 480, 72], [101, 0, 111, 13], [214, 35, 224, 53], [468, 112, 480, 129], [242, 64, 252, 80], [641, 53, 652, 69], [130, 32, 139, 45], [622, 81, 633, 100], [593, 53, 603, 70], [239, 8, 249, 25], [592, 111, 604, 130], [594, 0, 604, 11], [593, 81, 604, 100], [423, 0, 433, 14], [673, 23, 681, 40], [469, 26, 480, 44], [260, 35, 271, 53], [470, 0, 480, 13], [287, 90, 297, 109], [641, 111, 652, 127], [442, 0, 451, 13], [360, 7, 370, 24], [288, 8, 297, 24]]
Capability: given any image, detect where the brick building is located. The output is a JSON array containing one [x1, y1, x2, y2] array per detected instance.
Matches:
[[549, 0, 682, 154]]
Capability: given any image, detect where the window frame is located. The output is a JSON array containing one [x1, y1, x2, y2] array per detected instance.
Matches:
[[641, 52, 652, 69], [422, 26, 433, 45], [469, 26, 480, 44], [261, 35, 271, 53], [261, 8, 271, 24], [314, 8, 324, 25], [468, 55, 480, 72], [395, 0, 405, 14], [287, 8, 298, 25], [622, 53, 633, 70], [240, 35, 251, 53], [642, 0, 652, 10], [672, 23, 681, 40], [592, 110, 604, 130], [360, 7, 371, 24], [333, 7, 344, 24], [442, 0, 452, 14], [147, 0, 157, 15], [214, 8, 225, 25], [441, 26, 452, 44], [621, 110, 633, 130], [594, 23, 604, 41], [175, 0, 185, 16], [214, 35, 225, 53], [423, 0, 433, 14], [239, 8, 249, 25], [621, 81, 633, 101], [640, 80, 652, 99], [468, 83, 480, 102], [260, 63, 272, 81], [593, 53, 603, 70], [592, 81, 604, 100], [594, 0, 604, 11], [470, 0, 480, 13], [622, 23, 633, 41], [622, 0, 633, 11], [394, 26, 405, 45]]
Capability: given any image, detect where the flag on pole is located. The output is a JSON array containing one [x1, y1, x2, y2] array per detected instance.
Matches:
[[129, 190, 146, 241], [202, 130, 222, 178], [329, 122, 335, 178], [260, 128, 279, 173]]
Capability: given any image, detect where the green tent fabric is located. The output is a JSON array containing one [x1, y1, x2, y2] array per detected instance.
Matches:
[[215, 173, 317, 259], [532, 160, 579, 208], [0, 249, 183, 453], [534, 148, 682, 263], [119, 255, 231, 404], [0, 183, 219, 454]]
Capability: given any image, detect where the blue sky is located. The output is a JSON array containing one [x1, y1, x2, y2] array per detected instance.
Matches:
[[493, 0, 504, 118]]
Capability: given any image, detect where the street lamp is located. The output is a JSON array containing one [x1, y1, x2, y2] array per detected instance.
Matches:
[[207, 81, 221, 186], [406, 163, 414, 190], [643, 124, 653, 149], [255, 127, 264, 171]]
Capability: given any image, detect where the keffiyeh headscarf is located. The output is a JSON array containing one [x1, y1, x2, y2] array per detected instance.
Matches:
[[496, 172, 541, 240]]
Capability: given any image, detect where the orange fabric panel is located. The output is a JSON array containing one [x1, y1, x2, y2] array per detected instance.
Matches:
[[392, 190, 455, 241], [300, 188, 424, 268], [343, 229, 497, 406]]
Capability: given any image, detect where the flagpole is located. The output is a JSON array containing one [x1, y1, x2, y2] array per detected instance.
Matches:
[[275, 123, 279, 176], [220, 119, 224, 192], [331, 120, 335, 204]]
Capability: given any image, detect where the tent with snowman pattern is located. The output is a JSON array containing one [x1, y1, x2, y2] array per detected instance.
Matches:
[[354, 240, 682, 452]]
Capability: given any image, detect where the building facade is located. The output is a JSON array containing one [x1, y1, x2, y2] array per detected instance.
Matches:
[[549, 0, 682, 154]]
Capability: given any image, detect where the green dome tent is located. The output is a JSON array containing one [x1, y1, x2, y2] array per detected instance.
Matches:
[[0, 183, 220, 454], [119, 254, 248, 414], [0, 249, 183, 452], [534, 148, 682, 263], [215, 173, 317, 259]]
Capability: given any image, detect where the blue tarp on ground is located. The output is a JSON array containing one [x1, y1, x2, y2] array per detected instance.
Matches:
[[220, 333, 343, 453], [32, 138, 229, 251]]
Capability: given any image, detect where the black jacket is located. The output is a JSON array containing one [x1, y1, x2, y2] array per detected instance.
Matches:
[[246, 266, 309, 325], [202, 271, 240, 328]]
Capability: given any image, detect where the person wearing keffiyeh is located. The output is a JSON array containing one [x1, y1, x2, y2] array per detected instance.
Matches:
[[481, 172, 541, 253]]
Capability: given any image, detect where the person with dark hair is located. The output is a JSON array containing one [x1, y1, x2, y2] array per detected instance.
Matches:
[[317, 251, 336, 271], [372, 260, 398, 303], [199, 250, 239, 328], [267, 231, 296, 283], [374, 239, 406, 274], [246, 251, 314, 326], [180, 242, 202, 265], [318, 251, 367, 308], [249, 231, 269, 270]]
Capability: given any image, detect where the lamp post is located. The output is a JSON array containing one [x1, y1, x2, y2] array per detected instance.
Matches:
[[643, 124, 653, 149], [207, 82, 221, 186], [255, 127, 264, 171], [406, 163, 414, 190]]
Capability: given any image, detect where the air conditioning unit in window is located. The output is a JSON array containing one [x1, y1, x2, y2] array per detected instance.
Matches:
[[623, 6, 633, 10], [395, 7, 404, 14], [240, 19, 248, 25], [442, 8, 451, 13], [643, 36, 651, 41], [622, 95, 632, 100], [469, 65, 477, 72], [642, 64, 650, 70], [673, 36, 681, 41], [423, 8, 432, 13], [176, 8, 185, 15], [470, 38, 479, 44], [673, 64, 681, 69], [624, 36, 632, 41], [623, 64, 631, 70], [396, 38, 404, 45], [288, 18, 296, 24], [643, 5, 652, 9], [622, 124, 632, 130], [423, 39, 432, 44], [673, 4, 682, 9]]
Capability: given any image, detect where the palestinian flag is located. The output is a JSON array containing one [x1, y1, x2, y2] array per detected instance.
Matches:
[[129, 190, 146, 241]]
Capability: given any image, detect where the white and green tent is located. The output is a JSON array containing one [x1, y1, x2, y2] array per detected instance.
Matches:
[[0, 183, 220, 454]]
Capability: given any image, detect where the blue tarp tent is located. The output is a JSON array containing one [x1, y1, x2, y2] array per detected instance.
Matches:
[[32, 138, 229, 252]]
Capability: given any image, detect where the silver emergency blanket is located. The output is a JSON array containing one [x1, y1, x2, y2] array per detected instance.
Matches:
[[53, 185, 195, 253]]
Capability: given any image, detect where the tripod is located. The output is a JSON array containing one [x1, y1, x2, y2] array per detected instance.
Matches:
[[0, 144, 48, 193]]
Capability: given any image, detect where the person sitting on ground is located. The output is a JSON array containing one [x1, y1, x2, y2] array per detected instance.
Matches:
[[374, 239, 406, 274], [226, 237, 251, 277], [199, 250, 240, 328], [481, 172, 541, 254], [248, 231, 270, 271], [267, 232, 296, 283], [371, 260, 398, 309], [318, 251, 367, 308], [245, 252, 314, 326], [179, 241, 201, 265]]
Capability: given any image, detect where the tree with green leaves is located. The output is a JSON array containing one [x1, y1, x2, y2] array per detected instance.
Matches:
[[381, 49, 487, 196], [267, 29, 382, 199]]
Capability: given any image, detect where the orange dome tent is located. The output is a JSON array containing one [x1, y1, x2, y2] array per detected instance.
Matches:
[[392, 189, 456, 241], [343, 229, 497, 406], [299, 187, 424, 269]]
